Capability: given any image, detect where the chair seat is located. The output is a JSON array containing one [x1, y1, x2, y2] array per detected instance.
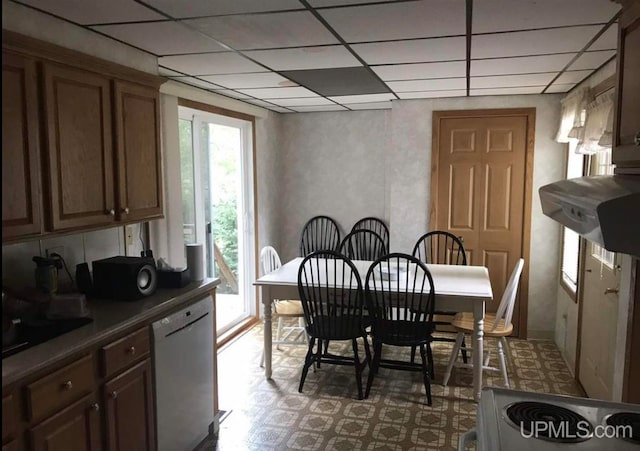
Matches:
[[451, 312, 513, 337], [372, 319, 434, 346], [308, 315, 366, 340], [274, 300, 304, 317]]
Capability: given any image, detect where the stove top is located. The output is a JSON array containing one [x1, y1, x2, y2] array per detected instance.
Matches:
[[477, 388, 640, 451]]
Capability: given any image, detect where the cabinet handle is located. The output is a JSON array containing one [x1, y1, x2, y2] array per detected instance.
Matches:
[[62, 380, 73, 390], [634, 131, 640, 146], [110, 391, 118, 399], [90, 403, 100, 411], [604, 288, 619, 295], [128, 346, 136, 355], [108, 209, 115, 216], [122, 207, 130, 214]]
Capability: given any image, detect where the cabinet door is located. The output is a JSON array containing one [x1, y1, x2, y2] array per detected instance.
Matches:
[[113, 81, 163, 222], [29, 394, 101, 451], [2, 51, 42, 240], [43, 63, 116, 231], [104, 359, 155, 451], [613, 2, 640, 170]]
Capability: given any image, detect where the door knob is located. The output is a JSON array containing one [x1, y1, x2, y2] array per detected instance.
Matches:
[[604, 288, 619, 295]]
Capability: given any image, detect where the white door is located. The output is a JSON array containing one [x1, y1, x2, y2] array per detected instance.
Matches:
[[579, 149, 619, 400]]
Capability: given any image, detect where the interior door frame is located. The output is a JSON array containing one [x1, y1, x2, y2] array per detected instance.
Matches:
[[430, 108, 536, 339]]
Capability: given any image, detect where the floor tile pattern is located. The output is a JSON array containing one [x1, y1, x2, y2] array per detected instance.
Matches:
[[198, 321, 583, 451]]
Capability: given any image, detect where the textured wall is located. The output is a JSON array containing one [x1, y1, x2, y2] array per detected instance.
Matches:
[[278, 110, 391, 261]]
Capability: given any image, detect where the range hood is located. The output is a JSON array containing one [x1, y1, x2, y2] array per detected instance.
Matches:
[[539, 175, 640, 257]]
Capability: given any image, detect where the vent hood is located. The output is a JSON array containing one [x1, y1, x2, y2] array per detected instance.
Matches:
[[539, 175, 640, 257]]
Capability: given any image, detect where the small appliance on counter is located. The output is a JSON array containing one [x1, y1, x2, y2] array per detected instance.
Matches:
[[32, 256, 60, 294], [460, 387, 640, 451], [156, 258, 191, 288], [92, 256, 157, 301]]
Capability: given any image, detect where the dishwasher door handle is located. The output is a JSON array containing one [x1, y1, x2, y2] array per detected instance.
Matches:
[[164, 312, 210, 338]]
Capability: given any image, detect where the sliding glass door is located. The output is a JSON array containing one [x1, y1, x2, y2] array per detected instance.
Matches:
[[179, 107, 255, 335]]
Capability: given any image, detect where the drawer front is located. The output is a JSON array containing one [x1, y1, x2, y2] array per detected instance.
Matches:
[[2, 393, 16, 442], [101, 327, 149, 378], [26, 355, 94, 422]]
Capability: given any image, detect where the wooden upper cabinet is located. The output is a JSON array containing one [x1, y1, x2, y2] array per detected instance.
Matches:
[[43, 63, 116, 231], [2, 51, 42, 241], [114, 81, 163, 222], [613, 1, 640, 170]]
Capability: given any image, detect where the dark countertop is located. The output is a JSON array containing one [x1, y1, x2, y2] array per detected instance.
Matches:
[[2, 278, 220, 387]]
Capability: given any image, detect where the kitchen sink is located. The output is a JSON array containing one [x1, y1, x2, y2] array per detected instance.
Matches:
[[2, 317, 93, 359]]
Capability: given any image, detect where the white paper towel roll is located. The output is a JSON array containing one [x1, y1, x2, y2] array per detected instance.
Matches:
[[186, 243, 204, 281]]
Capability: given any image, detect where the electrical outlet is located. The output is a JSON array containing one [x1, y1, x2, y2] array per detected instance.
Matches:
[[46, 246, 65, 260], [125, 225, 134, 246]]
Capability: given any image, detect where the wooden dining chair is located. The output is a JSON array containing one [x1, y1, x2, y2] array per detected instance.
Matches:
[[411, 231, 469, 371], [351, 217, 389, 251], [259, 246, 308, 367], [364, 253, 436, 405], [339, 229, 387, 261], [297, 251, 371, 400], [299, 216, 341, 257], [442, 258, 525, 388]]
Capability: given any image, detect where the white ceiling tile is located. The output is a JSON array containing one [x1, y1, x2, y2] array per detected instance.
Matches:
[[200, 72, 295, 89], [372, 61, 466, 81], [309, 0, 401, 6], [291, 105, 349, 112], [471, 86, 545, 96], [237, 87, 318, 99], [545, 83, 576, 93], [352, 37, 466, 65], [397, 90, 467, 99], [471, 73, 556, 88], [169, 76, 223, 90], [568, 50, 616, 70], [589, 24, 618, 50], [267, 106, 294, 113], [329, 93, 395, 104], [183, 11, 337, 50], [346, 102, 393, 110], [472, 26, 603, 59], [158, 53, 266, 75], [143, 0, 302, 19], [319, 0, 465, 42], [92, 21, 226, 55], [471, 54, 575, 76], [158, 66, 184, 76], [242, 99, 284, 108], [16, 0, 164, 24], [473, 0, 620, 33], [554, 70, 594, 84], [244, 46, 361, 70], [387, 78, 466, 92], [267, 97, 336, 107], [211, 89, 252, 100]]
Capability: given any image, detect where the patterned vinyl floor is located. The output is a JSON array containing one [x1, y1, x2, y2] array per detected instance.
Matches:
[[198, 320, 583, 451]]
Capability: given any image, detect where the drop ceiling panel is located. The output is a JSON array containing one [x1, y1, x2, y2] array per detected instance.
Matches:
[[471, 73, 556, 88], [269, 106, 294, 113], [211, 89, 252, 100], [183, 11, 337, 50], [158, 66, 185, 76], [143, 0, 302, 19], [200, 72, 294, 89], [346, 102, 393, 110], [243, 99, 287, 109], [471, 86, 545, 96], [471, 54, 574, 76], [159, 53, 266, 75], [589, 24, 618, 50], [372, 61, 466, 81], [568, 50, 616, 70], [352, 37, 466, 65], [244, 46, 361, 70], [291, 105, 349, 112], [237, 87, 318, 98], [169, 76, 223, 90], [329, 93, 395, 104], [280, 67, 390, 96], [473, 0, 620, 34], [398, 90, 466, 99], [554, 70, 594, 84], [16, 0, 164, 24], [546, 83, 576, 93], [308, 0, 401, 6], [92, 21, 227, 55], [472, 26, 603, 59], [387, 78, 466, 92], [319, 0, 465, 42], [267, 97, 336, 107]]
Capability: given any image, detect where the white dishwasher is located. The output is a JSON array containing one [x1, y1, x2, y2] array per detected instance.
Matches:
[[152, 296, 214, 451]]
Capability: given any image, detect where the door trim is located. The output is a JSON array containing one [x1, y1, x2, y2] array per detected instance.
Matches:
[[431, 108, 536, 338]]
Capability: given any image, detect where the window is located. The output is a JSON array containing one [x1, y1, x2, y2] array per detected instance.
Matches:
[[560, 142, 585, 297], [590, 148, 615, 268]]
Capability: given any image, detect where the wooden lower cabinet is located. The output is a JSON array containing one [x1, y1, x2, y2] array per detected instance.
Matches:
[[2, 440, 19, 451], [104, 359, 155, 451], [29, 394, 101, 451]]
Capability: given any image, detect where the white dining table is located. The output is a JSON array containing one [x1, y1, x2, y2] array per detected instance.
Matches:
[[254, 257, 493, 402]]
